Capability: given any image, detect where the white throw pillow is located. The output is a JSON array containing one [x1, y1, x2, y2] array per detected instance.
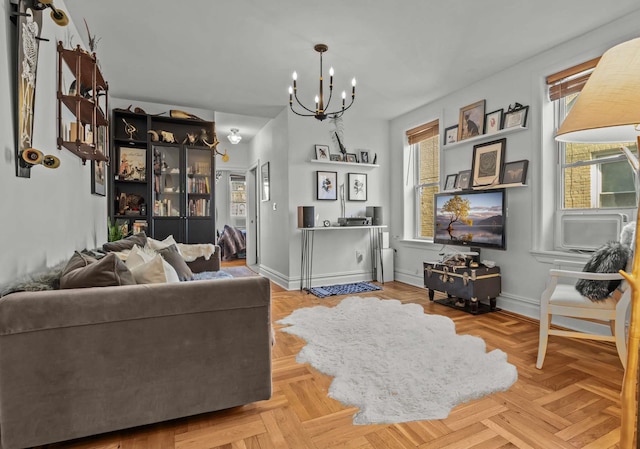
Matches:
[[147, 235, 180, 252], [129, 254, 168, 284], [127, 245, 180, 283]]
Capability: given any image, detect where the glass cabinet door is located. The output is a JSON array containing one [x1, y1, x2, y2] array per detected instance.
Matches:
[[152, 145, 182, 217], [185, 147, 212, 217]]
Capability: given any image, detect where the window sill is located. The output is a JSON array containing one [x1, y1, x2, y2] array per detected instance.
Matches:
[[530, 249, 591, 265]]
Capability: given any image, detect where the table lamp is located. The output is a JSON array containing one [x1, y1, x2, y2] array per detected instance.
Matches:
[[555, 36, 640, 449]]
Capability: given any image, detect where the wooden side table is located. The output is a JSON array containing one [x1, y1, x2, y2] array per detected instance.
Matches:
[[423, 262, 501, 315]]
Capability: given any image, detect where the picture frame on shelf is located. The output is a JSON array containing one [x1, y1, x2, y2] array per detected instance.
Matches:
[[456, 170, 472, 190], [345, 153, 358, 163], [501, 159, 529, 185], [471, 138, 506, 187], [444, 174, 458, 191], [503, 105, 529, 129], [444, 125, 458, 145], [91, 159, 106, 196], [118, 147, 146, 181], [330, 154, 342, 162], [261, 162, 270, 201], [358, 150, 371, 164], [484, 109, 503, 135], [315, 144, 330, 160], [317, 171, 337, 200], [458, 100, 485, 141], [347, 173, 367, 201]]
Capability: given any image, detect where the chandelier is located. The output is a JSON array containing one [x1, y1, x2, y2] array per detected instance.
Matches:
[[227, 128, 242, 144], [288, 44, 356, 121]]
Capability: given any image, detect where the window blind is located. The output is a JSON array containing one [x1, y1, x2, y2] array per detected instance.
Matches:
[[406, 119, 439, 145], [547, 57, 600, 101]]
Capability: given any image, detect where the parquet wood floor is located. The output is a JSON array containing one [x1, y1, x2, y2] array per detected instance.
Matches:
[[40, 280, 630, 449]]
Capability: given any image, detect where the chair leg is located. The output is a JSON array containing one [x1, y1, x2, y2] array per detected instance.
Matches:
[[536, 312, 550, 369], [614, 317, 628, 369]]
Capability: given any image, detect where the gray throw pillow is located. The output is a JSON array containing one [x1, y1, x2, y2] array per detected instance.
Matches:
[[102, 231, 148, 252], [575, 241, 630, 301], [60, 252, 136, 289], [157, 244, 194, 281]]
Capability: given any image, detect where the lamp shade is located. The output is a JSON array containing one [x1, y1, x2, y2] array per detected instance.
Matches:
[[556, 37, 640, 143]]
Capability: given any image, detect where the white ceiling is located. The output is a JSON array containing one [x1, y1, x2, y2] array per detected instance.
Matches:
[[62, 0, 640, 141]]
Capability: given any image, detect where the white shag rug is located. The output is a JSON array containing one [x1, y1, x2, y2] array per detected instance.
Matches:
[[277, 296, 518, 425]]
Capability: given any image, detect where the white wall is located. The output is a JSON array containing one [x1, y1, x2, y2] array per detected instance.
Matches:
[[389, 10, 640, 320], [0, 0, 108, 285]]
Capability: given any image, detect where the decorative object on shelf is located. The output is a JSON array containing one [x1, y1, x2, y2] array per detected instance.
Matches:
[[358, 150, 371, 164], [503, 103, 529, 129], [91, 159, 105, 196], [147, 130, 160, 142], [160, 130, 177, 143], [315, 144, 330, 160], [323, 219, 331, 227], [458, 100, 486, 141], [227, 128, 242, 144], [444, 125, 458, 145], [118, 147, 146, 181], [484, 109, 503, 135], [501, 159, 529, 185], [316, 171, 337, 201], [33, 0, 69, 26], [456, 170, 471, 190], [471, 138, 506, 187], [83, 18, 101, 52], [170, 109, 203, 120], [444, 174, 457, 191], [345, 153, 357, 163], [347, 173, 367, 201], [289, 44, 356, 121], [183, 132, 197, 145], [261, 162, 270, 201], [552, 38, 640, 447], [202, 130, 229, 162], [123, 118, 137, 140]]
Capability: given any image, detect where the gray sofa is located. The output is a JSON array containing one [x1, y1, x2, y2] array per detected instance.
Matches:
[[0, 275, 272, 449]]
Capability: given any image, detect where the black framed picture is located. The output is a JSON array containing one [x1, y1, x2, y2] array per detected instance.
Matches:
[[471, 138, 506, 187], [348, 173, 367, 201], [501, 159, 529, 184], [503, 105, 529, 129], [458, 100, 486, 141], [317, 170, 337, 200], [444, 125, 458, 145], [444, 174, 458, 191], [456, 170, 471, 190], [91, 159, 106, 196], [484, 109, 503, 135]]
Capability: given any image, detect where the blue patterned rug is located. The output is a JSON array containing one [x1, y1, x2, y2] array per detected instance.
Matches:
[[308, 282, 382, 298]]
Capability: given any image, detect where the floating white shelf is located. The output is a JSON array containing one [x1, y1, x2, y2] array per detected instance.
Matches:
[[444, 126, 528, 149], [309, 159, 379, 168]]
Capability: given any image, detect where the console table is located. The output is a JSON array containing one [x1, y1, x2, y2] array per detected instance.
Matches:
[[423, 262, 501, 315], [300, 226, 387, 291]]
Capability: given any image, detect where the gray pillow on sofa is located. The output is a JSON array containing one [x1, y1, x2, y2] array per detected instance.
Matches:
[[157, 244, 193, 281], [575, 241, 630, 301], [60, 252, 136, 289], [102, 231, 148, 252]]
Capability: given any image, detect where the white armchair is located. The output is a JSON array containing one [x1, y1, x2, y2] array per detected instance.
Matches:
[[536, 266, 630, 369]]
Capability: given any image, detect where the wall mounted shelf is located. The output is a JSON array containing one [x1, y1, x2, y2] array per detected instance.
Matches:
[[309, 159, 379, 168], [444, 126, 528, 149]]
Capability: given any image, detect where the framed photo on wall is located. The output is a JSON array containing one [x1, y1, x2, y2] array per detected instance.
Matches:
[[458, 100, 486, 141], [316, 171, 337, 200], [261, 162, 270, 201], [315, 144, 330, 160], [501, 159, 529, 184], [444, 174, 458, 191], [348, 173, 367, 201], [471, 138, 506, 187], [456, 170, 472, 190], [91, 159, 106, 196], [358, 150, 371, 164], [345, 153, 358, 163], [444, 125, 458, 145], [503, 105, 529, 129], [484, 109, 503, 135]]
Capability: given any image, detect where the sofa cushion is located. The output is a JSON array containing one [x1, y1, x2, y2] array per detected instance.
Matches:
[[60, 252, 136, 289], [129, 254, 172, 284], [126, 245, 179, 283], [158, 244, 193, 281], [147, 235, 179, 252], [102, 232, 148, 252]]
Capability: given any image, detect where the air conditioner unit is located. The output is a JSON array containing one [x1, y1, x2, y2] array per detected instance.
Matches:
[[557, 213, 627, 251]]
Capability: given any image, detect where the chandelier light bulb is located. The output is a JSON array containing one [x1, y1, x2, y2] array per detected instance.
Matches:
[[329, 67, 334, 76], [341, 91, 346, 99], [288, 86, 293, 94], [352, 78, 356, 87], [292, 71, 297, 81]]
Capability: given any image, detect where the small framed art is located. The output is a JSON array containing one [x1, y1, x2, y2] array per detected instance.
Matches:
[[118, 147, 146, 181], [471, 138, 506, 187], [348, 173, 367, 201], [458, 100, 486, 141], [444, 174, 458, 191], [501, 159, 529, 185], [261, 162, 270, 201], [456, 170, 471, 190], [315, 144, 330, 160], [484, 109, 503, 135], [91, 159, 106, 196], [330, 154, 342, 162], [503, 105, 529, 129], [444, 125, 458, 145], [358, 150, 371, 164], [317, 171, 337, 200], [345, 153, 358, 163]]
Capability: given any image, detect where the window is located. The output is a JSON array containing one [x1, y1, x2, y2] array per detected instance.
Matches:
[[549, 61, 637, 211], [406, 120, 439, 239]]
